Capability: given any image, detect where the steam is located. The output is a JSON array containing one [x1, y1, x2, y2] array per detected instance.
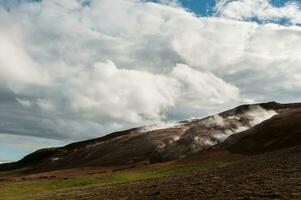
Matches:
[[51, 157, 60, 161], [205, 115, 226, 127], [143, 106, 278, 156], [86, 142, 105, 148], [85, 105, 279, 162], [245, 106, 278, 126], [139, 121, 187, 132], [201, 106, 278, 144]]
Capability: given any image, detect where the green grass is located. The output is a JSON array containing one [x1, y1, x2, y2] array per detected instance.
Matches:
[[0, 161, 222, 200]]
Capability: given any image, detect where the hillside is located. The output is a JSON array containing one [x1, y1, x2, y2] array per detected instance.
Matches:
[[1, 102, 300, 174]]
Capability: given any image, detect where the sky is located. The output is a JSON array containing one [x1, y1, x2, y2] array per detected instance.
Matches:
[[0, 0, 301, 162]]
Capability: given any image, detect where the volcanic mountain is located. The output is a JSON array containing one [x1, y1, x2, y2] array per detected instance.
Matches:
[[1, 102, 301, 174]]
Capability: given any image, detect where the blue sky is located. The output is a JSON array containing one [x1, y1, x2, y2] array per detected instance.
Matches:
[[175, 0, 301, 25], [271, 0, 300, 6], [137, 0, 300, 27], [166, 0, 217, 16], [0, 148, 28, 163], [162, 0, 301, 16]]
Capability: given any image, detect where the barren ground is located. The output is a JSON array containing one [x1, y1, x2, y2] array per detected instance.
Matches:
[[33, 146, 301, 200]]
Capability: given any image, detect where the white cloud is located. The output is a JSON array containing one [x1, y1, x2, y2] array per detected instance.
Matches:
[[216, 0, 301, 24], [69, 60, 178, 123], [170, 64, 249, 109], [170, 17, 301, 101], [68, 61, 245, 124], [0, 14, 49, 87]]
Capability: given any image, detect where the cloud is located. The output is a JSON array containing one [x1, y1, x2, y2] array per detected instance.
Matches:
[[68, 61, 245, 124], [16, 98, 32, 107], [37, 99, 55, 111], [215, 0, 301, 24], [170, 64, 249, 109], [170, 17, 301, 102], [69, 60, 178, 123], [0, 0, 300, 159], [0, 8, 50, 87]]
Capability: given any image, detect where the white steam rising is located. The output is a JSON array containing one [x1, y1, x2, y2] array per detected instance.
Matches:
[[245, 106, 278, 126], [202, 106, 278, 144], [140, 121, 187, 132], [142, 105, 279, 160]]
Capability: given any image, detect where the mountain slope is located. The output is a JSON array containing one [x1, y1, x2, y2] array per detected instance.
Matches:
[[222, 106, 301, 154], [1, 102, 300, 174]]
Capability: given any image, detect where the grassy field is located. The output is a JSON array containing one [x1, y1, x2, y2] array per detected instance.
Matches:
[[0, 159, 223, 200]]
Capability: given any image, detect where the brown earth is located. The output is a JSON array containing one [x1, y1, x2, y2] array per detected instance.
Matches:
[[35, 146, 301, 200]]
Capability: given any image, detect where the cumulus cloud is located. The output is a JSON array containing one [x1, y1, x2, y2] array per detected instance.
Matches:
[[171, 17, 301, 102], [0, 0, 301, 161], [170, 64, 247, 109], [68, 61, 245, 124], [0, 12, 49, 87], [69, 60, 178, 123]]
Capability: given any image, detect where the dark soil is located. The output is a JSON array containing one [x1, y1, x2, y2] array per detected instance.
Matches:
[[36, 145, 301, 200]]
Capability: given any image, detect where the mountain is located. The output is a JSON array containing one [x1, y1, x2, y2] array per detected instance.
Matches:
[[1, 102, 301, 174]]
